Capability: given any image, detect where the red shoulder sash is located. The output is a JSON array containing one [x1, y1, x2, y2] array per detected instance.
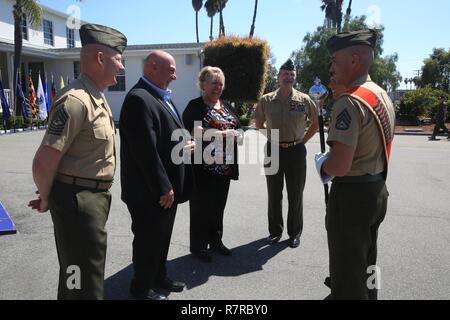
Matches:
[[342, 86, 394, 176]]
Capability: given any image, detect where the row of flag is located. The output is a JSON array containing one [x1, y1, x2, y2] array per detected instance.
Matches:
[[1, 73, 70, 123]]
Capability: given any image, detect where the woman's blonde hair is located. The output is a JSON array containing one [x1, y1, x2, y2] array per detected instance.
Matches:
[[197, 66, 225, 91]]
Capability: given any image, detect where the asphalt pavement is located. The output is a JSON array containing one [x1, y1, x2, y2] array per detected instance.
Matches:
[[0, 129, 449, 300]]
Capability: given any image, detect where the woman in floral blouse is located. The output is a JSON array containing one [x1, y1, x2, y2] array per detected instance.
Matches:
[[183, 66, 241, 263]]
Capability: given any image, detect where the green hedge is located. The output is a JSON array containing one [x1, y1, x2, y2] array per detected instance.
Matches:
[[1, 116, 23, 130], [203, 36, 270, 103], [0, 115, 38, 130], [398, 87, 448, 122]]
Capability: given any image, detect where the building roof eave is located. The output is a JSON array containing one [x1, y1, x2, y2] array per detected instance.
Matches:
[[0, 41, 61, 58], [48, 42, 205, 54]]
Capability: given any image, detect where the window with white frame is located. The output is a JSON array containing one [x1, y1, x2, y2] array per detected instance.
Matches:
[[66, 27, 75, 48], [21, 15, 28, 41], [43, 19, 54, 46]]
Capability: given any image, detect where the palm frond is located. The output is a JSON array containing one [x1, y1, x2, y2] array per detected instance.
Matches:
[[22, 0, 43, 27]]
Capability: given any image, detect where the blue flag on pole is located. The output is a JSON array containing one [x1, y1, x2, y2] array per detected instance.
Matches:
[[16, 74, 30, 119], [44, 74, 50, 114], [0, 78, 11, 122]]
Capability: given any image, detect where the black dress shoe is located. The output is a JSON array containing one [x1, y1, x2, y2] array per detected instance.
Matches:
[[289, 236, 300, 248], [159, 278, 185, 293], [323, 293, 333, 300], [211, 243, 232, 256], [324, 276, 331, 288], [192, 250, 212, 263], [267, 235, 281, 244], [129, 289, 168, 300]]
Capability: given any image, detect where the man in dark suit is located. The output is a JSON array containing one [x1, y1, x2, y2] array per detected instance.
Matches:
[[119, 50, 194, 300]]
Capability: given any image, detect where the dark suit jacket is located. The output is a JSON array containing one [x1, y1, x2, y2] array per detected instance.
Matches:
[[119, 78, 192, 205]]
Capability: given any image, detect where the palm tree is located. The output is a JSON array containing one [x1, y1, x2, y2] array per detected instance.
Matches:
[[204, 0, 219, 40], [249, 0, 258, 38], [217, 0, 228, 37], [192, 0, 203, 43], [320, 0, 344, 32], [412, 77, 419, 90], [336, 0, 343, 32], [13, 0, 42, 116], [320, 0, 337, 30], [343, 0, 352, 31], [404, 78, 410, 90]]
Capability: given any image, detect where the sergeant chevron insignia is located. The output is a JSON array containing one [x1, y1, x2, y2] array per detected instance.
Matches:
[[335, 109, 352, 130], [48, 107, 69, 136]]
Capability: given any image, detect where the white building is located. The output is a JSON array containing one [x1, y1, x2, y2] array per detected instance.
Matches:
[[0, 0, 203, 120]]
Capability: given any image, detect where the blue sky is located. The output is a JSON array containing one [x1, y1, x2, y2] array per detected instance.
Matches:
[[38, 0, 450, 89]]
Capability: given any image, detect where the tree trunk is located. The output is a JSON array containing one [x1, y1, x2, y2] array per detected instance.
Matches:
[[343, 0, 352, 31], [249, 0, 258, 38], [346, 0, 352, 16], [209, 16, 213, 41], [219, 7, 225, 36], [221, 13, 225, 36], [13, 1, 23, 117], [195, 12, 199, 43], [336, 0, 343, 33]]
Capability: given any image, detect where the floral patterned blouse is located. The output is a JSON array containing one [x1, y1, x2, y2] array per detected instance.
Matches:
[[183, 96, 240, 180]]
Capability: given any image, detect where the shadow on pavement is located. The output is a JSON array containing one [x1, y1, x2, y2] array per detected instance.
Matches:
[[104, 238, 288, 300]]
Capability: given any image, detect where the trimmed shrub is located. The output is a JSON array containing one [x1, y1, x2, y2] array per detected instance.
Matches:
[[23, 117, 32, 128], [203, 36, 270, 103], [398, 87, 448, 123], [14, 116, 24, 129], [35, 118, 44, 128]]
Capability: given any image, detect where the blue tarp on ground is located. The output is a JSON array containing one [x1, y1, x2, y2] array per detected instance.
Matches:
[[0, 201, 16, 235]]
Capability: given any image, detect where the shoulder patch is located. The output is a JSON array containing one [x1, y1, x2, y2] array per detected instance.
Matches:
[[335, 109, 352, 131], [47, 107, 69, 136]]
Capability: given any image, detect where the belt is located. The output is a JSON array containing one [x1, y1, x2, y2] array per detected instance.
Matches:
[[277, 140, 302, 149], [333, 173, 384, 184], [55, 174, 113, 190]]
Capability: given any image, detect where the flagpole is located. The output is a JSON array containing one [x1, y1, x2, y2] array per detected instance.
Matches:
[[0, 68, 6, 134], [13, 63, 17, 117], [309, 77, 329, 205], [44, 72, 49, 122], [29, 69, 32, 122], [16, 70, 20, 121], [15, 71, 19, 112]]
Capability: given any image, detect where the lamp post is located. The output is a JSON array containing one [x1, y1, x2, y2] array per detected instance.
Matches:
[[309, 76, 329, 204]]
